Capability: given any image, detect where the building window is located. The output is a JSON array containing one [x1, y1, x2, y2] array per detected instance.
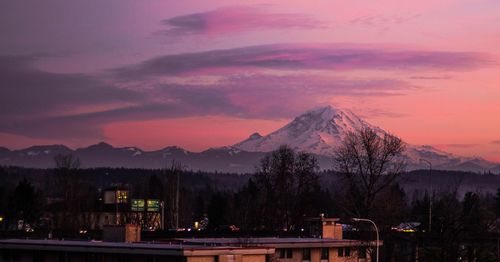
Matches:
[[302, 248, 311, 261], [11, 251, 20, 261], [321, 247, 329, 260], [337, 247, 351, 257], [2, 251, 20, 262], [358, 247, 366, 258], [33, 253, 44, 262], [278, 249, 293, 259], [58, 253, 66, 262], [116, 190, 129, 203]]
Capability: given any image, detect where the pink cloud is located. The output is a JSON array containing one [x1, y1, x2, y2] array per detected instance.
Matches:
[[114, 44, 493, 81], [350, 14, 421, 27], [161, 6, 325, 37]]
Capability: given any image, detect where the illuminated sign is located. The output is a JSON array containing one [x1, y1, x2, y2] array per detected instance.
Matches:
[[147, 199, 160, 212], [131, 199, 145, 212], [131, 199, 161, 212]]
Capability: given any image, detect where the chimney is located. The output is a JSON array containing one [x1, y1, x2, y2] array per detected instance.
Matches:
[[306, 216, 343, 239]]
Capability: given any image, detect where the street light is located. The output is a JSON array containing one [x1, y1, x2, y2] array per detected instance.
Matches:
[[352, 218, 379, 262], [420, 159, 432, 233]]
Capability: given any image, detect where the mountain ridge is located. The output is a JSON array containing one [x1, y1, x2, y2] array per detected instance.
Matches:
[[0, 106, 498, 173], [233, 105, 497, 172]]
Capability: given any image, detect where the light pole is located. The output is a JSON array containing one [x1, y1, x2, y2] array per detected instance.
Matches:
[[352, 218, 379, 262], [420, 159, 432, 233], [160, 201, 165, 231]]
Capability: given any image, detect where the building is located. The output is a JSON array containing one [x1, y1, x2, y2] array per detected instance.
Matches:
[[64, 187, 162, 231], [0, 239, 274, 262], [0, 217, 379, 262], [179, 237, 372, 262], [178, 217, 376, 262]]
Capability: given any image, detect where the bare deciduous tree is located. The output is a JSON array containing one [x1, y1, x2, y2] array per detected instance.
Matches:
[[54, 154, 82, 235], [165, 160, 183, 229], [333, 127, 407, 218], [255, 145, 320, 230]]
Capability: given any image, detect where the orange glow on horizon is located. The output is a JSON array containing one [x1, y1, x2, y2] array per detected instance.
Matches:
[[103, 117, 288, 152]]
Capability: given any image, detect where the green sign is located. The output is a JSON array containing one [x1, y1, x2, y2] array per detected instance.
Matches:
[[131, 199, 145, 212], [147, 199, 160, 212]]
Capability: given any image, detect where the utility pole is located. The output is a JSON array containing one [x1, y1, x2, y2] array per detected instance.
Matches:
[[115, 189, 119, 225], [160, 201, 165, 230], [175, 168, 180, 229], [420, 159, 432, 233], [164, 157, 181, 230]]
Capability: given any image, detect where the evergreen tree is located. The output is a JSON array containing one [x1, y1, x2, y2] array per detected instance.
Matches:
[[8, 178, 40, 229]]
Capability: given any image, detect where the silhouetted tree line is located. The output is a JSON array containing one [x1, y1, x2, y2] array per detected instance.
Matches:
[[0, 127, 499, 261]]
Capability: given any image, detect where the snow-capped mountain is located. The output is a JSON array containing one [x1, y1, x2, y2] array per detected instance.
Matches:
[[234, 106, 383, 156], [0, 142, 264, 173], [233, 106, 497, 172], [0, 106, 497, 173]]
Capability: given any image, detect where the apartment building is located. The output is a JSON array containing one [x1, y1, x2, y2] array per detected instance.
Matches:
[[0, 217, 378, 262]]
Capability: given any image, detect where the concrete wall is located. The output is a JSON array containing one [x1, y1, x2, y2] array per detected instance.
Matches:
[[242, 254, 266, 262], [321, 223, 342, 240], [0, 252, 186, 262], [187, 256, 215, 262], [273, 247, 370, 262], [0, 249, 367, 262], [333, 225, 343, 240], [188, 254, 266, 262]]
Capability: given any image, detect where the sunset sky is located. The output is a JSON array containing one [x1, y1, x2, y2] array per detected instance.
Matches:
[[1, 0, 500, 161]]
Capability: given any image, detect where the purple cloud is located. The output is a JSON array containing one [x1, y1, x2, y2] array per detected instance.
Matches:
[[0, 55, 144, 138], [492, 140, 500, 145], [1, 66, 413, 139], [161, 6, 324, 37], [113, 44, 492, 80], [0, 56, 143, 117], [1, 44, 494, 141]]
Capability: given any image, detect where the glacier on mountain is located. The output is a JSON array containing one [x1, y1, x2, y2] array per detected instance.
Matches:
[[233, 105, 496, 171]]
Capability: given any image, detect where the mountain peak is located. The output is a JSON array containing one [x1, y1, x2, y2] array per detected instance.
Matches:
[[96, 141, 113, 147], [296, 105, 362, 126], [303, 105, 337, 118], [248, 132, 263, 139], [23, 144, 72, 151], [233, 106, 373, 156], [306, 104, 334, 113], [83, 142, 114, 151]]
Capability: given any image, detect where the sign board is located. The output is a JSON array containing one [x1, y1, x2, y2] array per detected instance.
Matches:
[[131, 198, 161, 212], [147, 199, 160, 212], [131, 199, 145, 212]]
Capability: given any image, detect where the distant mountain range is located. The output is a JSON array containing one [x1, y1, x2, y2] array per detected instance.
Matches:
[[1, 106, 499, 173]]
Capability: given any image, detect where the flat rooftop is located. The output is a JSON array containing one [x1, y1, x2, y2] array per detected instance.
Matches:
[[0, 239, 274, 256], [0, 237, 380, 255], [179, 237, 378, 248]]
